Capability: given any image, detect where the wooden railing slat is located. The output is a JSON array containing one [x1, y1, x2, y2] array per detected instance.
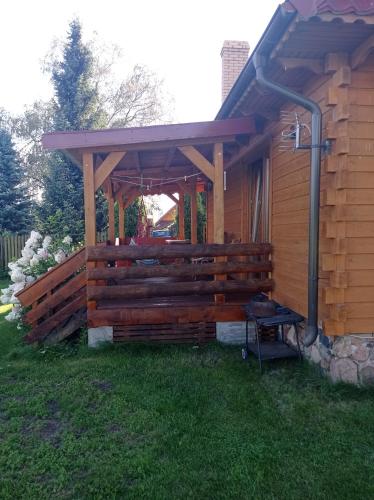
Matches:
[[16, 248, 85, 307], [87, 261, 272, 281], [86, 243, 271, 261], [87, 278, 273, 301]]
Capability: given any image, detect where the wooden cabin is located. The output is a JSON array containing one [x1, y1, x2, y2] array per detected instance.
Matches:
[[16, 0, 374, 383]]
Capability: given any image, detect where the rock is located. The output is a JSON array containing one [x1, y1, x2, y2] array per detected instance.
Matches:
[[319, 344, 331, 362], [359, 365, 374, 385], [351, 342, 370, 363], [330, 357, 358, 385], [331, 337, 352, 358], [310, 344, 322, 364], [320, 356, 331, 372]]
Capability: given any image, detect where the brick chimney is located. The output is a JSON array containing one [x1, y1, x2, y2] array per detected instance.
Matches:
[[221, 40, 250, 102]]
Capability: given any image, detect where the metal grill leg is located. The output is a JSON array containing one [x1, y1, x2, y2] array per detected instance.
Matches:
[[255, 320, 262, 373]]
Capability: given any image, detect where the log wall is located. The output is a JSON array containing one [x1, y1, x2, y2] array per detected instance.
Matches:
[[225, 50, 374, 336]]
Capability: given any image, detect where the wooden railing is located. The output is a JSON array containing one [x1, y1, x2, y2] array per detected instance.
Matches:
[[86, 243, 273, 303], [16, 247, 86, 344]]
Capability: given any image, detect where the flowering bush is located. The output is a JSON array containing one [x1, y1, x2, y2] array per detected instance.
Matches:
[[0, 231, 75, 323]]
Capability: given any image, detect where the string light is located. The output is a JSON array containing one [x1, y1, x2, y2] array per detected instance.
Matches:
[[111, 171, 201, 189]]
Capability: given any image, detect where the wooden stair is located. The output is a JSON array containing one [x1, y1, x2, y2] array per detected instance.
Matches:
[[16, 247, 87, 344]]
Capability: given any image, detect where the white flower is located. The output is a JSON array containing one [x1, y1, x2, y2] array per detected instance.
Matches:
[[54, 249, 66, 264], [5, 305, 22, 322], [10, 268, 26, 283], [37, 248, 50, 259], [62, 235, 72, 245], [42, 236, 52, 249], [21, 247, 35, 260], [8, 261, 18, 271], [12, 282, 25, 294], [17, 256, 30, 266], [29, 254, 42, 267], [25, 276, 36, 283]]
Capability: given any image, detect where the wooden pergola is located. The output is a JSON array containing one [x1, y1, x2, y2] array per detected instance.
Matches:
[[42, 117, 258, 245]]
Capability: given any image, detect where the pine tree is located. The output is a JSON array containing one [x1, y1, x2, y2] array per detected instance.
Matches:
[[0, 129, 32, 233], [38, 19, 106, 242]]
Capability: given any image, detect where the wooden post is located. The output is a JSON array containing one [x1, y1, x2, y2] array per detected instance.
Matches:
[[213, 143, 224, 243], [83, 152, 96, 246], [207, 189, 214, 244], [107, 193, 115, 243], [178, 194, 185, 239], [213, 143, 225, 303], [190, 184, 198, 244], [118, 199, 125, 240]]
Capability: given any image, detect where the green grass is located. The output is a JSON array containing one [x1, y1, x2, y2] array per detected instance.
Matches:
[[0, 307, 374, 499]]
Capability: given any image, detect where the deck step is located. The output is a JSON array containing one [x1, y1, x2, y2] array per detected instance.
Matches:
[[113, 322, 216, 344]]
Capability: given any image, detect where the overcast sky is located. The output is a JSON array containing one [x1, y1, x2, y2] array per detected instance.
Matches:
[[1, 0, 280, 121], [1, 0, 280, 216]]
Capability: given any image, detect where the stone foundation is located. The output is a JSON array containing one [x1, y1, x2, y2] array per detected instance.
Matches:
[[286, 325, 374, 386]]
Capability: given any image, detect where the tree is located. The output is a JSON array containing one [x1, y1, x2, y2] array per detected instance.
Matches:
[[0, 129, 32, 234], [37, 19, 106, 242]]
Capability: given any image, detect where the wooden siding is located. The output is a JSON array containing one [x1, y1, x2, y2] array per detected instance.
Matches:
[[224, 163, 248, 242], [323, 54, 374, 335]]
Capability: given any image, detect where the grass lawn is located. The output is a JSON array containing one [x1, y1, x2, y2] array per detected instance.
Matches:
[[0, 299, 374, 499]]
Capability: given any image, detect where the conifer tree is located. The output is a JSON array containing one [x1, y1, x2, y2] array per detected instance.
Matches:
[[0, 129, 32, 233], [38, 19, 106, 241]]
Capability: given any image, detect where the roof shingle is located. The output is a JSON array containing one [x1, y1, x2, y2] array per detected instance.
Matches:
[[286, 0, 374, 17]]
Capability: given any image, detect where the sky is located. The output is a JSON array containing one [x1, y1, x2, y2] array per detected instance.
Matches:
[[1, 0, 280, 217]]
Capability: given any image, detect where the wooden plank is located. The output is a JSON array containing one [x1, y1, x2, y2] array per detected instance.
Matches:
[[43, 117, 256, 152], [107, 193, 115, 243], [83, 153, 96, 246], [178, 146, 215, 181], [16, 248, 85, 307], [94, 152, 126, 191], [213, 143, 224, 244], [25, 272, 86, 324], [190, 187, 198, 244], [87, 278, 273, 301], [86, 242, 272, 261], [118, 198, 125, 239], [87, 260, 272, 280], [24, 291, 86, 343], [178, 195, 185, 239], [351, 34, 374, 69], [88, 303, 246, 327]]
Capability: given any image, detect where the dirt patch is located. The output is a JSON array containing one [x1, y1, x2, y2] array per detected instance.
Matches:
[[92, 380, 113, 392]]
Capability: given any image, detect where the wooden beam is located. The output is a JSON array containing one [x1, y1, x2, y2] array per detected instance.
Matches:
[[213, 143, 224, 303], [134, 151, 141, 173], [278, 57, 323, 74], [43, 117, 256, 151], [178, 146, 215, 181], [83, 153, 96, 246], [118, 197, 125, 239], [86, 242, 272, 261], [225, 134, 271, 170], [166, 193, 179, 204], [213, 144, 224, 243], [94, 151, 126, 191], [87, 278, 273, 301], [190, 183, 198, 244], [107, 184, 115, 243], [351, 34, 374, 69], [87, 260, 272, 280], [178, 194, 185, 239], [88, 304, 247, 327]]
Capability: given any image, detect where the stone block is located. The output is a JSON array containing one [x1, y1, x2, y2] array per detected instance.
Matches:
[[330, 357, 358, 385], [359, 365, 374, 385], [88, 326, 113, 348], [216, 321, 254, 345]]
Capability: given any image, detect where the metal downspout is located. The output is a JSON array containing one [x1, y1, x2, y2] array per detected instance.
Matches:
[[253, 54, 322, 347]]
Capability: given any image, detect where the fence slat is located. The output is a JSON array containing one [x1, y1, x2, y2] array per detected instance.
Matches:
[[0, 234, 27, 273]]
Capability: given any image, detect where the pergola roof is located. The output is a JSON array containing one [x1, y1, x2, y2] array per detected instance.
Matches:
[[42, 116, 259, 201]]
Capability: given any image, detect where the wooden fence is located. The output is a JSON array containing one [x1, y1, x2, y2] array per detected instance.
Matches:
[[0, 234, 28, 273]]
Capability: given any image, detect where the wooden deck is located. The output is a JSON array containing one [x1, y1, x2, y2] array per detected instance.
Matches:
[[16, 242, 272, 345]]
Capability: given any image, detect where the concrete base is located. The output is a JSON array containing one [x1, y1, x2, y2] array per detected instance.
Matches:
[[88, 326, 113, 348], [216, 321, 255, 345]]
